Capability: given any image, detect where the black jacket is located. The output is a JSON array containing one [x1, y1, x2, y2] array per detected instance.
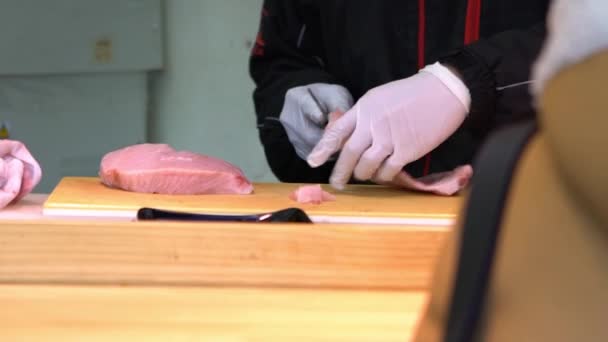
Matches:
[[249, 0, 550, 183]]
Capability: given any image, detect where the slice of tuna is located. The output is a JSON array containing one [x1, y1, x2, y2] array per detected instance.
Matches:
[[289, 184, 336, 204], [99, 143, 253, 195], [382, 165, 473, 196]]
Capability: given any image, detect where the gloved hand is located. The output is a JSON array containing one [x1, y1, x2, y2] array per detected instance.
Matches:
[[279, 83, 354, 160], [0, 140, 42, 209], [307, 63, 471, 190]]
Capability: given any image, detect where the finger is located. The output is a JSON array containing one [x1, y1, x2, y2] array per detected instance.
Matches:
[[0, 158, 24, 208], [0, 140, 42, 189], [382, 170, 418, 189], [374, 153, 409, 183], [0, 157, 6, 188], [313, 84, 354, 113], [329, 129, 372, 189], [307, 109, 357, 168], [353, 144, 392, 181], [0, 140, 42, 200], [353, 119, 393, 180], [300, 89, 327, 126], [17, 161, 39, 200]]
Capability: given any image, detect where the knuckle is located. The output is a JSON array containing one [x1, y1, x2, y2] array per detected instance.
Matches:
[[285, 88, 308, 105], [342, 143, 363, 157], [360, 153, 381, 167], [365, 87, 380, 97], [321, 130, 342, 145], [306, 111, 325, 124], [377, 163, 402, 182], [353, 171, 369, 181], [379, 175, 395, 183], [284, 87, 299, 100], [391, 149, 415, 165], [372, 142, 392, 156], [376, 170, 396, 183], [354, 165, 375, 181], [386, 159, 405, 173]]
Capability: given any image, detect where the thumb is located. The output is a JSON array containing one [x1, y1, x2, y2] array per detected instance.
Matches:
[[307, 108, 356, 168]]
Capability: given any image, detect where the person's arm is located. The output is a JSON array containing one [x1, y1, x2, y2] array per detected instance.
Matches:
[[439, 23, 547, 137], [249, 0, 337, 182]]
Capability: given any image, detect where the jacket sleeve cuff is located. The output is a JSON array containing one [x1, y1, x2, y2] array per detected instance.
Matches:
[[438, 49, 497, 133]]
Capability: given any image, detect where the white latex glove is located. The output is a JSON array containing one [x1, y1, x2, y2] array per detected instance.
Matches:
[[307, 63, 470, 190], [0, 140, 42, 209], [532, 0, 608, 97], [279, 83, 354, 160]]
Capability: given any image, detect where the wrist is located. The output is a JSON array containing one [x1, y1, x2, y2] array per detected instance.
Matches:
[[420, 62, 471, 112]]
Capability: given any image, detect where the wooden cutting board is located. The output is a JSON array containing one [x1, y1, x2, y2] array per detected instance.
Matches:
[[43, 177, 464, 225]]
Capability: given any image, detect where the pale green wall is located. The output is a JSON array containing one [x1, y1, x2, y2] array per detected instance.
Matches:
[[0, 0, 160, 193], [0, 0, 274, 194], [150, 0, 275, 182]]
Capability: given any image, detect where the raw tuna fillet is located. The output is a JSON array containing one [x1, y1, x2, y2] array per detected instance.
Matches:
[[289, 184, 336, 204], [380, 165, 473, 196], [99, 144, 253, 195], [0, 140, 42, 209]]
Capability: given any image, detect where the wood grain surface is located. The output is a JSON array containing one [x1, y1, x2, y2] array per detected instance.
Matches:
[[0, 219, 447, 290], [0, 285, 427, 342]]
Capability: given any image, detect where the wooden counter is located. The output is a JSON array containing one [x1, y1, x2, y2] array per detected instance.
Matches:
[[0, 181, 454, 340], [0, 220, 439, 341], [0, 285, 427, 342], [0, 220, 447, 290]]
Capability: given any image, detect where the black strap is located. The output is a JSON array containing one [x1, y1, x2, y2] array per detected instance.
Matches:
[[444, 120, 538, 342]]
